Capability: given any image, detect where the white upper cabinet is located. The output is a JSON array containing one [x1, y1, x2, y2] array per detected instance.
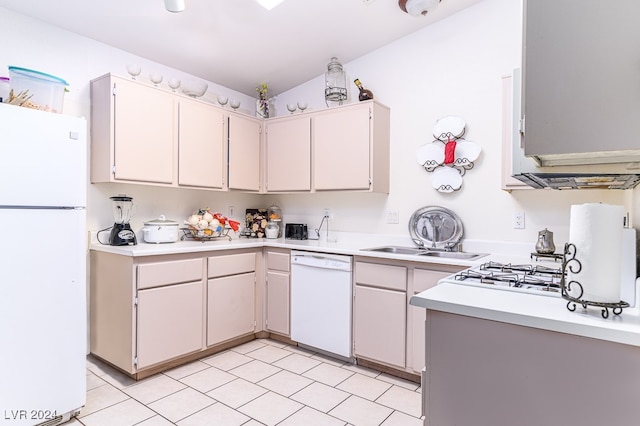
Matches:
[[264, 115, 311, 192], [91, 74, 176, 185], [178, 98, 226, 189], [228, 113, 262, 191], [312, 101, 389, 193]]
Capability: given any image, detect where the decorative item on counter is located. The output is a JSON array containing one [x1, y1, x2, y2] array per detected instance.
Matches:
[[297, 101, 307, 112], [416, 115, 481, 193], [256, 83, 269, 118], [182, 208, 240, 242], [242, 208, 268, 238], [561, 203, 629, 318], [354, 78, 373, 101], [217, 95, 228, 108], [230, 99, 241, 110], [325, 57, 347, 107], [535, 228, 556, 254], [267, 203, 283, 238], [287, 103, 297, 114], [265, 221, 279, 239]]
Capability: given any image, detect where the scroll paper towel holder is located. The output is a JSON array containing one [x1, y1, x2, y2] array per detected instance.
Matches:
[[560, 243, 630, 319]]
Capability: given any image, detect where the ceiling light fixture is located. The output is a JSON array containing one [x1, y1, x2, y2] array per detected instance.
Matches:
[[398, 0, 441, 16], [256, 0, 286, 11], [164, 0, 185, 13]]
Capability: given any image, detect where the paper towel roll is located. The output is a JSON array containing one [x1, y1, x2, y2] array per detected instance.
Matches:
[[568, 203, 624, 303]]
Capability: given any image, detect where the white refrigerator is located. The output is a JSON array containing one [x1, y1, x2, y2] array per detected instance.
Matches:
[[0, 103, 87, 425]]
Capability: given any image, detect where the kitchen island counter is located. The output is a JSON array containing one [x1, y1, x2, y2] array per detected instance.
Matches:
[[410, 281, 640, 347]]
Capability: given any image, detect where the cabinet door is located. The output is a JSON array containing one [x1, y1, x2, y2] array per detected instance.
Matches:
[[313, 105, 370, 190], [113, 78, 175, 184], [265, 116, 311, 191], [354, 285, 406, 368], [266, 270, 290, 336], [178, 99, 225, 189], [136, 281, 203, 369], [207, 273, 255, 346], [228, 114, 261, 191]]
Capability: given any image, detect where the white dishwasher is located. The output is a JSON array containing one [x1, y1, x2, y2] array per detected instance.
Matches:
[[290, 250, 353, 359]]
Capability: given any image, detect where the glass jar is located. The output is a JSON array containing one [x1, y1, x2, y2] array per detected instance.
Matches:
[[265, 221, 279, 239], [267, 203, 283, 237], [324, 57, 347, 106]]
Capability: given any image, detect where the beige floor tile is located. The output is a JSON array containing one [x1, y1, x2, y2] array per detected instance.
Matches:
[[282, 344, 316, 357], [245, 344, 291, 363], [228, 359, 281, 383], [231, 339, 267, 354], [376, 372, 420, 391], [257, 370, 313, 397], [100, 369, 138, 390], [206, 378, 268, 409], [340, 363, 381, 378], [278, 406, 347, 426], [135, 415, 176, 426], [329, 395, 394, 426], [123, 374, 186, 404], [163, 360, 211, 380], [79, 383, 129, 417], [261, 338, 288, 348], [290, 382, 350, 413], [147, 388, 215, 423], [273, 353, 322, 374], [309, 353, 347, 367], [201, 350, 252, 371], [237, 391, 303, 426], [79, 398, 155, 426], [242, 421, 265, 426], [86, 356, 117, 377], [336, 373, 392, 401], [376, 385, 422, 418], [64, 419, 83, 425], [302, 363, 354, 387], [178, 366, 235, 393], [177, 402, 250, 426], [380, 410, 423, 426], [86, 372, 108, 391]]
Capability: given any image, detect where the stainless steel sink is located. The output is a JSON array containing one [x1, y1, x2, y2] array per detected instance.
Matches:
[[362, 246, 487, 260], [361, 246, 427, 255]]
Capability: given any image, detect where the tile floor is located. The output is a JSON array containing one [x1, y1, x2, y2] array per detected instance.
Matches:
[[71, 338, 423, 426]]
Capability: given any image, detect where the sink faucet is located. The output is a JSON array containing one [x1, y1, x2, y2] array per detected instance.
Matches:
[[314, 213, 330, 240]]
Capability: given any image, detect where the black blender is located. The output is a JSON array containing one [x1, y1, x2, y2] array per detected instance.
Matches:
[[109, 195, 137, 246]]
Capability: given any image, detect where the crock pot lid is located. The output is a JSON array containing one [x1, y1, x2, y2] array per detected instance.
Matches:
[[145, 215, 178, 225]]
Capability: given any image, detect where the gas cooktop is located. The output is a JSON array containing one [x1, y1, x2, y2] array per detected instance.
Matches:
[[452, 261, 564, 296]]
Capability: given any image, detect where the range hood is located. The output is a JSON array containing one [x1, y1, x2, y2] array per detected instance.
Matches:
[[511, 69, 640, 190]]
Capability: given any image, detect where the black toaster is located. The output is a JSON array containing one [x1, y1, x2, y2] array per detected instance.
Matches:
[[285, 223, 308, 240]]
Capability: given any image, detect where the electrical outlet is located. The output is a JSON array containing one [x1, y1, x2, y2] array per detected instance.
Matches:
[[514, 212, 525, 229], [386, 210, 399, 224], [228, 205, 235, 218]]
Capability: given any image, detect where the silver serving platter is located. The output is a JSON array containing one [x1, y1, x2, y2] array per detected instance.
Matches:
[[408, 206, 463, 250]]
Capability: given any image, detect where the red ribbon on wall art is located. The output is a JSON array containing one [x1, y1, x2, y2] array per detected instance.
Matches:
[[444, 137, 457, 165]]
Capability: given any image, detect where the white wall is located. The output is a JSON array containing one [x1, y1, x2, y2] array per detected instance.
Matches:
[[1, 0, 631, 248], [272, 0, 629, 248]]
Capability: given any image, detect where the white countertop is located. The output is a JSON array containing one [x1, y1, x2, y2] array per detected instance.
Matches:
[[410, 281, 640, 347], [89, 231, 520, 267]]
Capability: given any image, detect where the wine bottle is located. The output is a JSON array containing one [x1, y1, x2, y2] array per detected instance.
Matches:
[[354, 78, 374, 101]]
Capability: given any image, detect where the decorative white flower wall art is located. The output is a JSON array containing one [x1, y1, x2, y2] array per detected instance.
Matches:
[[416, 115, 481, 192]]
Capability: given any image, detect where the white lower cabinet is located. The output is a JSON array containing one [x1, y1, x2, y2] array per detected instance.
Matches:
[[207, 252, 257, 346], [265, 249, 290, 336], [137, 280, 203, 369], [354, 261, 407, 369]]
